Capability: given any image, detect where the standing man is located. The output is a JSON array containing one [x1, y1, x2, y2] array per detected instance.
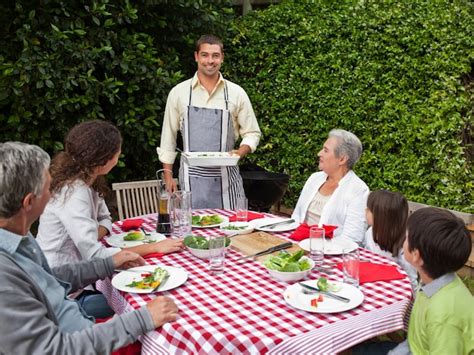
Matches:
[[158, 34, 261, 209]]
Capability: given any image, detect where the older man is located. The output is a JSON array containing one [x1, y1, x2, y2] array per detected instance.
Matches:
[[0, 142, 178, 353]]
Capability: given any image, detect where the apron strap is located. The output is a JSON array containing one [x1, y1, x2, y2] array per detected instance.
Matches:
[[189, 79, 229, 110]]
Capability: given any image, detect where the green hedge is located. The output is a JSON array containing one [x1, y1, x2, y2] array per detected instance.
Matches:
[[224, 0, 473, 213], [0, 0, 234, 181]]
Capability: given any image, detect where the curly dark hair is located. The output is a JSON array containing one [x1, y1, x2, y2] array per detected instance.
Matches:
[[50, 120, 122, 197]]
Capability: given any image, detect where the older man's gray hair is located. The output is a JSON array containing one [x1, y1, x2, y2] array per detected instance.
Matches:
[[328, 129, 363, 169], [0, 142, 50, 218]]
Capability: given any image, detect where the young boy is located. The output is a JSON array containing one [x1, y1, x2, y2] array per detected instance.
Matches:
[[392, 207, 473, 354]]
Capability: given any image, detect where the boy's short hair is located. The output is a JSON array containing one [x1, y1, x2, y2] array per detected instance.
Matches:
[[407, 207, 471, 279]]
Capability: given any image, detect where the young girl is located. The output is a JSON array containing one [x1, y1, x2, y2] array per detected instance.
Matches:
[[37, 120, 183, 317], [364, 190, 418, 289]]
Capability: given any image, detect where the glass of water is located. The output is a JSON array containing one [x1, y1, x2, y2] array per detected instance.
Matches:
[[208, 235, 226, 274], [342, 248, 360, 287], [309, 226, 325, 266], [170, 190, 192, 238]]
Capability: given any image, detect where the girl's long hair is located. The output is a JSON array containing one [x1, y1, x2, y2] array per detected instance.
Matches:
[[367, 190, 408, 257], [50, 120, 122, 198]]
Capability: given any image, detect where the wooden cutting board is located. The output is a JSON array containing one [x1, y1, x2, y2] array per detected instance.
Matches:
[[230, 231, 302, 262]]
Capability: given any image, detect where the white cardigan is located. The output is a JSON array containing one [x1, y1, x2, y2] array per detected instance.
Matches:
[[291, 170, 369, 244], [37, 181, 119, 268]]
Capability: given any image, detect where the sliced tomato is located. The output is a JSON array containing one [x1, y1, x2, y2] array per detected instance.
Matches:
[[141, 273, 152, 277], [317, 295, 324, 302], [310, 298, 318, 308]]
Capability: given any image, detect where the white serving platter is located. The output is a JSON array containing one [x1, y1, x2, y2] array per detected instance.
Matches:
[[182, 152, 240, 167]]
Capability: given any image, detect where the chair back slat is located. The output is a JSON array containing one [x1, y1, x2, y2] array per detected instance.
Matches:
[[112, 179, 177, 220]]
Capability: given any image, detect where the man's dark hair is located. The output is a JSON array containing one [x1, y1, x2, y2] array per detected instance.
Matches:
[[195, 34, 224, 53], [407, 207, 471, 279]]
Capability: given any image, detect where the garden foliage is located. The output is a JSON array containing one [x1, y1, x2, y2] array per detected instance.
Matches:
[[225, 0, 473, 212], [0, 0, 233, 180]]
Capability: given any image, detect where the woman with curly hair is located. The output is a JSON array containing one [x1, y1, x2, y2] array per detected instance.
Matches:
[[37, 120, 183, 318]]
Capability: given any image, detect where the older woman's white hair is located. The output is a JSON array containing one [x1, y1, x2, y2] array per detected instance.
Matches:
[[328, 129, 363, 169], [0, 142, 50, 218]]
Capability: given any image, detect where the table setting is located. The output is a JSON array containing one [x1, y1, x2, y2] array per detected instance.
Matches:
[[98, 209, 413, 354]]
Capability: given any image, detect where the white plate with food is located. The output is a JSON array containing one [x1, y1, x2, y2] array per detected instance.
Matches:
[[106, 231, 167, 248], [253, 217, 299, 232], [112, 265, 188, 294], [192, 214, 229, 228], [283, 280, 364, 313], [219, 221, 254, 236], [182, 152, 240, 167], [298, 238, 358, 255]]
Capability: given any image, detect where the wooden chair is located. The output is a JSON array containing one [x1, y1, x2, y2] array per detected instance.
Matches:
[[112, 180, 159, 220]]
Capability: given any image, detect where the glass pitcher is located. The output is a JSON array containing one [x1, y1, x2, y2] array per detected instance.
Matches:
[[156, 169, 172, 235], [170, 190, 192, 238]]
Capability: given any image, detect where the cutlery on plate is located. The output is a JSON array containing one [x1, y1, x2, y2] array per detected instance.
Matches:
[[259, 219, 295, 229], [299, 283, 350, 303], [114, 268, 154, 274], [237, 242, 293, 262]]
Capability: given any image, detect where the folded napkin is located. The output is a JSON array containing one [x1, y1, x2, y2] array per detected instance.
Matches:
[[229, 211, 265, 222], [143, 252, 164, 259], [121, 218, 144, 231], [289, 223, 338, 241], [336, 261, 405, 284]]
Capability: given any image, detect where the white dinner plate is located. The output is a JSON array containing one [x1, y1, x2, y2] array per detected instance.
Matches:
[[253, 217, 299, 232], [112, 265, 188, 294], [219, 221, 254, 236], [192, 214, 229, 229], [283, 280, 364, 313], [182, 152, 240, 167], [298, 238, 358, 255], [106, 231, 167, 248]]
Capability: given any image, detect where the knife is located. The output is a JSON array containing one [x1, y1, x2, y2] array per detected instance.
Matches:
[[259, 219, 295, 229], [237, 241, 293, 261], [299, 283, 350, 303]]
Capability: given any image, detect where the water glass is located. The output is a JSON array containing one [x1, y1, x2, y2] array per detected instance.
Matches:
[[309, 227, 325, 266], [342, 248, 360, 287], [208, 236, 226, 274], [170, 190, 192, 238], [236, 197, 248, 222]]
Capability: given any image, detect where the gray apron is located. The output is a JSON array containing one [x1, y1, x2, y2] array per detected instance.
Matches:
[[179, 81, 245, 209]]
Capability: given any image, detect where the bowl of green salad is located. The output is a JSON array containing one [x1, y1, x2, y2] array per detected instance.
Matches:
[[263, 250, 314, 282], [183, 235, 232, 259]]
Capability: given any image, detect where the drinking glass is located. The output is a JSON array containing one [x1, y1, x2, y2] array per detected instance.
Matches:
[[309, 226, 325, 266], [342, 248, 360, 287], [235, 196, 248, 222], [208, 235, 226, 274], [170, 190, 192, 238]]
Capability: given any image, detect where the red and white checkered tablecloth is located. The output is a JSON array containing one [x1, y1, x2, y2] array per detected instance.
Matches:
[[97, 210, 413, 354]]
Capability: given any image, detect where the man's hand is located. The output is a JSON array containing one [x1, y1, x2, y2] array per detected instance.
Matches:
[[112, 250, 145, 270], [162, 164, 177, 193], [231, 144, 251, 159], [146, 296, 179, 328]]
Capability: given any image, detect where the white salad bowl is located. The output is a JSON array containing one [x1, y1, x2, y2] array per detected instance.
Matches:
[[184, 235, 231, 260], [265, 256, 315, 282], [219, 221, 254, 236]]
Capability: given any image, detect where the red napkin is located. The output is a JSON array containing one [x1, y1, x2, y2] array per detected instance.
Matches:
[[143, 252, 164, 259], [289, 223, 338, 241], [336, 261, 405, 284], [228, 211, 265, 222], [121, 218, 144, 231]]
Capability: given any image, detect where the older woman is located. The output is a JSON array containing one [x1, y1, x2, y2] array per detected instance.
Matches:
[[292, 129, 369, 243]]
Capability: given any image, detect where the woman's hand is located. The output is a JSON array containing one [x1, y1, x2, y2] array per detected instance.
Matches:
[[112, 250, 145, 269], [154, 238, 185, 254]]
